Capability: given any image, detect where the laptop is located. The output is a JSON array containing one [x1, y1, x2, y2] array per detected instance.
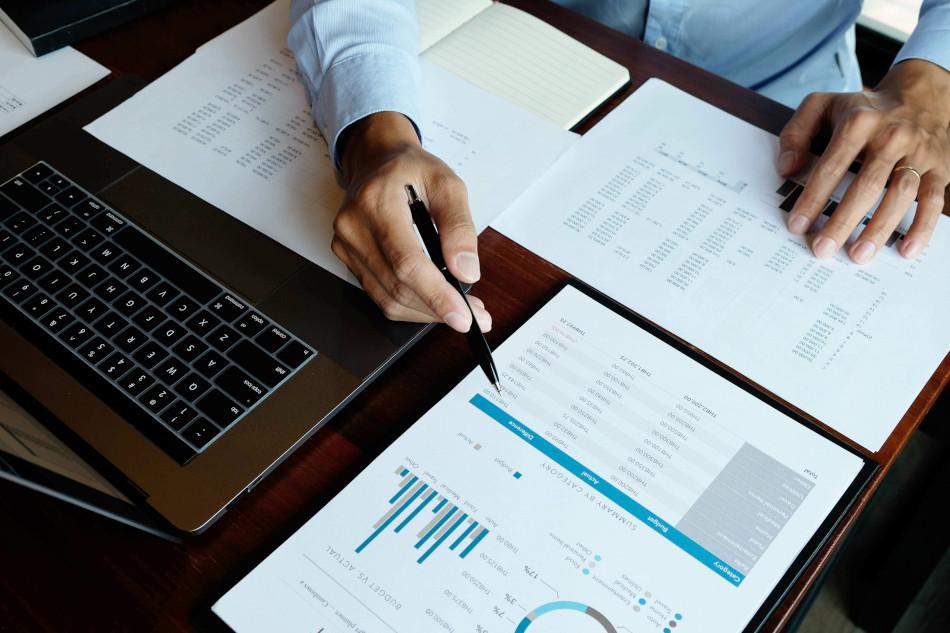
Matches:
[[0, 77, 428, 536]]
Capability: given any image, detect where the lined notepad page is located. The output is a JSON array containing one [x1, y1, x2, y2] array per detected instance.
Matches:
[[417, 0, 491, 51], [422, 3, 630, 129]]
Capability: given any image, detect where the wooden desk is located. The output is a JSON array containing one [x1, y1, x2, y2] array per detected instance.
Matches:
[[1, 1, 947, 631]]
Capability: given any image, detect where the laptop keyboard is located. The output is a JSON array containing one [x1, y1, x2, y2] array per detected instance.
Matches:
[[0, 162, 316, 464]]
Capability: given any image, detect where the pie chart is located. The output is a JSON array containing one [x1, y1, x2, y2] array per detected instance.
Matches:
[[514, 601, 618, 633]]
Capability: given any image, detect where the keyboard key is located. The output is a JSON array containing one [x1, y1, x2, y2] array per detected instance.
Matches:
[[73, 199, 104, 221], [185, 310, 220, 336], [93, 311, 128, 337], [59, 322, 93, 349], [59, 251, 89, 273], [165, 296, 199, 321], [78, 337, 114, 364], [20, 255, 52, 280], [133, 341, 168, 369], [234, 311, 267, 337], [181, 418, 220, 449], [99, 351, 132, 379], [207, 324, 239, 351], [255, 325, 290, 353], [56, 283, 88, 308], [215, 366, 267, 407], [76, 297, 108, 322], [38, 270, 69, 294], [93, 277, 128, 301], [276, 340, 314, 369], [90, 210, 125, 235], [155, 357, 188, 385], [22, 164, 53, 184], [108, 254, 140, 279], [153, 321, 186, 347], [139, 384, 176, 414], [37, 180, 61, 196], [160, 401, 197, 430], [131, 305, 165, 332], [49, 175, 68, 189], [23, 225, 53, 246], [114, 290, 146, 317], [174, 335, 207, 363], [129, 269, 160, 293], [40, 308, 73, 333], [115, 325, 147, 353], [1, 178, 48, 212], [54, 217, 84, 239], [5, 211, 36, 234], [23, 292, 54, 318], [3, 280, 37, 303], [36, 205, 68, 226], [0, 229, 15, 248], [174, 373, 211, 402], [39, 236, 70, 260], [228, 340, 290, 387], [76, 264, 107, 288], [91, 243, 121, 265], [72, 228, 103, 251], [113, 226, 218, 303], [194, 350, 226, 378], [208, 293, 247, 322], [0, 264, 15, 287], [196, 389, 242, 427], [145, 280, 176, 306], [55, 186, 86, 207], [119, 369, 154, 396], [2, 242, 30, 265]]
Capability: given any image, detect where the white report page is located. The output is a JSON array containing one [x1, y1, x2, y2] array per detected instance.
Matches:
[[214, 285, 864, 633], [494, 79, 950, 452]]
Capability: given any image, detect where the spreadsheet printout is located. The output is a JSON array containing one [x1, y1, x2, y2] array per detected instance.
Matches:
[[213, 285, 864, 633], [493, 79, 950, 451]]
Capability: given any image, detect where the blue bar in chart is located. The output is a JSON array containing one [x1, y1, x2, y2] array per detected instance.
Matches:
[[355, 465, 490, 565]]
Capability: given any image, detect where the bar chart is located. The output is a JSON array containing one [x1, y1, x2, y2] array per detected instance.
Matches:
[[355, 466, 490, 565]]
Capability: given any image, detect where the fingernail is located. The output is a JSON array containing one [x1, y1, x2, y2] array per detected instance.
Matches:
[[812, 235, 838, 259], [474, 308, 492, 333], [901, 238, 923, 259], [778, 150, 797, 174], [455, 251, 480, 283], [850, 240, 876, 264], [443, 311, 470, 333], [788, 214, 810, 234]]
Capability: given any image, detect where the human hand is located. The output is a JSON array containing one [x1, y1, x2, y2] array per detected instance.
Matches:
[[778, 59, 950, 263], [332, 111, 491, 332]]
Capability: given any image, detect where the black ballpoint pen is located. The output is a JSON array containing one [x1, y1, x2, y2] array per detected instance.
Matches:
[[405, 184, 501, 394]]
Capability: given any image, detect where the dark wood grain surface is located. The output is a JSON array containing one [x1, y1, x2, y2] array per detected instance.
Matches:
[[2, 1, 947, 631]]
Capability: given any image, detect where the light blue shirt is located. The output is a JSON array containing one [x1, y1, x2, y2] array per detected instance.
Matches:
[[288, 0, 950, 167]]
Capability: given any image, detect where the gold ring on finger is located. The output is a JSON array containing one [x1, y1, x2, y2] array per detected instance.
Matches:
[[892, 165, 922, 183]]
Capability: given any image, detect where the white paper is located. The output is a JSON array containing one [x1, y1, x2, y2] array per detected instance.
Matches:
[[84, 0, 576, 284], [0, 26, 108, 136], [494, 79, 950, 451], [213, 284, 864, 633]]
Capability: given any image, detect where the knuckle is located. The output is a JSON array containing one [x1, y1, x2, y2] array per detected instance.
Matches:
[[392, 252, 423, 284], [844, 107, 880, 132], [822, 217, 856, 237], [333, 209, 356, 237], [816, 159, 847, 181], [377, 296, 402, 321], [390, 281, 416, 306]]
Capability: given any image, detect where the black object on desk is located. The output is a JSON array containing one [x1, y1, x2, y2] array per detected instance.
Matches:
[[406, 184, 501, 393]]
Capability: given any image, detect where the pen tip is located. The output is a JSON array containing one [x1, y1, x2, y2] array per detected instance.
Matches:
[[494, 383, 502, 395]]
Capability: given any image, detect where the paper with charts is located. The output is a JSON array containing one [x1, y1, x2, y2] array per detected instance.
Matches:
[[494, 79, 950, 452], [213, 284, 864, 633], [84, 0, 576, 284]]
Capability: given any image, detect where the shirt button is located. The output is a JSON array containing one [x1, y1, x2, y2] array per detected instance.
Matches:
[[654, 36, 668, 50]]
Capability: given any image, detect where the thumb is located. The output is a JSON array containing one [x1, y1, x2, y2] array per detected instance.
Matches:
[[426, 172, 480, 284], [778, 92, 833, 176]]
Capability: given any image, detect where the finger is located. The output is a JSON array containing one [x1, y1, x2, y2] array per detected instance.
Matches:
[[848, 165, 920, 263], [332, 237, 437, 323], [779, 92, 833, 176], [466, 295, 492, 332], [424, 173, 480, 283], [900, 170, 947, 259], [789, 108, 880, 239], [371, 218, 473, 333]]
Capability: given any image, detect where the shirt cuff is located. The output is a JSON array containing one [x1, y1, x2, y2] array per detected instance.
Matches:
[[894, 7, 950, 71], [316, 51, 422, 176]]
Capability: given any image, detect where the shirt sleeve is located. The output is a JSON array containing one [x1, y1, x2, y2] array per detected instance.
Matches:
[[894, 0, 950, 71], [288, 0, 422, 170]]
